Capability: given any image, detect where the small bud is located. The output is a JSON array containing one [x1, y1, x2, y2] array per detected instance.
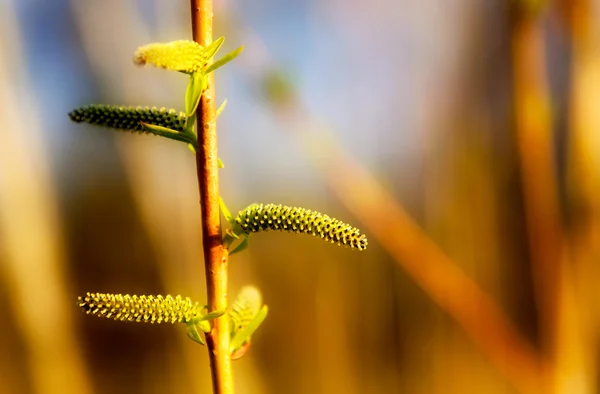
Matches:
[[230, 286, 262, 334], [235, 204, 368, 250], [78, 293, 201, 324], [229, 286, 265, 359], [231, 340, 252, 360], [68, 104, 186, 133], [134, 40, 208, 73]]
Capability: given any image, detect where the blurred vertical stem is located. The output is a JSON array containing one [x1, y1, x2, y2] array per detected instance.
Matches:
[[560, 0, 600, 392], [511, 4, 561, 388], [191, 1, 233, 393]]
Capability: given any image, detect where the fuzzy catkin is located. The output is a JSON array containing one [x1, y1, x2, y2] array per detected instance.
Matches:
[[235, 204, 368, 250], [69, 105, 186, 133], [78, 293, 201, 324], [133, 40, 207, 73]]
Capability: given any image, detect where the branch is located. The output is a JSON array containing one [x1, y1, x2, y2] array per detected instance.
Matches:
[[191, 1, 233, 393]]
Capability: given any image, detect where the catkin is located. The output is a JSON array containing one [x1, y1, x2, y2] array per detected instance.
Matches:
[[78, 293, 200, 324], [235, 203, 368, 250], [69, 104, 186, 134], [133, 40, 208, 73]]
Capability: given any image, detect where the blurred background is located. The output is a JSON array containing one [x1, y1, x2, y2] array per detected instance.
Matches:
[[1, 0, 599, 393]]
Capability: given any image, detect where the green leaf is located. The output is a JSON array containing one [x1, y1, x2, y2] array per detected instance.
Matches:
[[199, 320, 211, 333], [230, 305, 268, 352], [141, 122, 178, 134], [141, 122, 198, 148], [204, 37, 225, 60], [188, 308, 227, 334], [204, 309, 227, 321], [186, 322, 205, 345], [190, 308, 226, 324], [220, 197, 235, 225], [223, 229, 240, 249], [229, 235, 250, 255], [185, 112, 196, 134], [225, 229, 240, 239], [218, 158, 225, 168], [205, 46, 244, 75], [216, 99, 228, 118], [185, 72, 207, 117]]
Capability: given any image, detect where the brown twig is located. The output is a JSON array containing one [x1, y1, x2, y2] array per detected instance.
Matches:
[[190, 1, 233, 393]]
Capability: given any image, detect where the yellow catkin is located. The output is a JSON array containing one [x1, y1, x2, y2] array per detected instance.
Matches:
[[77, 293, 201, 324], [133, 40, 207, 73], [235, 203, 368, 250]]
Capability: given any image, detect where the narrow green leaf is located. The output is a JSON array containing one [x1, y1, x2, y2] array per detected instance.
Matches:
[[204, 309, 227, 321], [141, 122, 198, 148], [230, 305, 268, 352], [185, 112, 196, 134], [223, 232, 238, 249], [220, 197, 235, 225], [225, 229, 240, 240], [205, 46, 244, 75], [186, 322, 205, 345], [216, 99, 228, 118], [189, 308, 226, 334], [204, 37, 225, 60], [185, 72, 206, 117], [217, 158, 225, 168], [142, 122, 178, 134], [229, 235, 250, 256], [188, 143, 196, 154], [185, 74, 194, 115], [190, 308, 226, 324]]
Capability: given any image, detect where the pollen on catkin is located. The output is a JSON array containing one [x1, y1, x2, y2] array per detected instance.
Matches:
[[133, 40, 207, 73], [235, 203, 368, 250], [77, 293, 201, 324], [68, 104, 187, 133], [230, 286, 262, 335]]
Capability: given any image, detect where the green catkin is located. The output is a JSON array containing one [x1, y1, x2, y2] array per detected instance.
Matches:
[[77, 293, 201, 324], [230, 286, 262, 335], [68, 104, 187, 133], [235, 203, 368, 250], [133, 40, 208, 73]]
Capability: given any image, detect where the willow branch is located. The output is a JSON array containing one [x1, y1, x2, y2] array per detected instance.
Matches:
[[190, 1, 233, 393]]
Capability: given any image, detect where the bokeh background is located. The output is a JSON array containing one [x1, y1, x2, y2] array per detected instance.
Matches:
[[1, 0, 599, 393]]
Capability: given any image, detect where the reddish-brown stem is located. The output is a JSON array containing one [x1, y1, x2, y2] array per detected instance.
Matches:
[[190, 1, 233, 393]]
